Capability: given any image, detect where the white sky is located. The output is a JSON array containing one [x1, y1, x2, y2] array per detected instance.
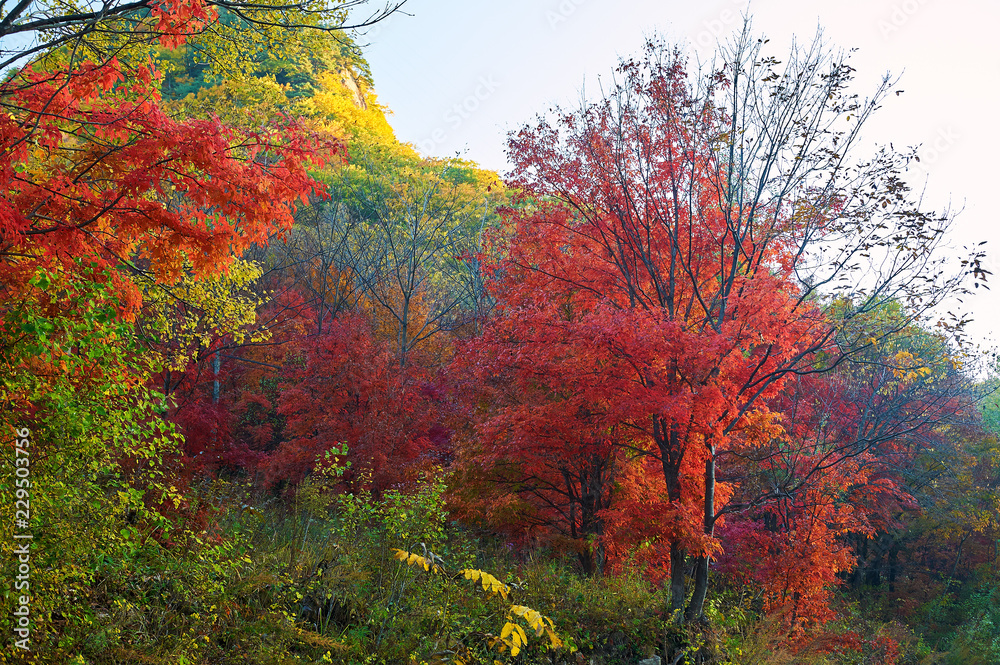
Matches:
[[360, 0, 1000, 352]]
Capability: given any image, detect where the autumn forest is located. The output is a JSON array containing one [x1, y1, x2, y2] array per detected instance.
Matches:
[[1, 1, 999, 664]]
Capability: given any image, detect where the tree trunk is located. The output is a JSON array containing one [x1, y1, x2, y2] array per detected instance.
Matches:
[[687, 555, 709, 622], [566, 458, 610, 577], [656, 416, 688, 619], [888, 543, 898, 592], [951, 531, 970, 578], [669, 542, 686, 621], [686, 451, 716, 621], [211, 349, 221, 446], [212, 349, 221, 404]]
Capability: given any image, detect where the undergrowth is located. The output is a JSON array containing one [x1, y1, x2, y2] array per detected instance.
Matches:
[[2, 472, 995, 665]]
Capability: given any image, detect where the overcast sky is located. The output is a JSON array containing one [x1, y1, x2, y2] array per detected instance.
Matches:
[[360, 0, 999, 353]]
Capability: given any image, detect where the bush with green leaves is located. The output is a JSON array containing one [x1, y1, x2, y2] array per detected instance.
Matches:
[[945, 579, 1000, 664], [0, 267, 181, 659]]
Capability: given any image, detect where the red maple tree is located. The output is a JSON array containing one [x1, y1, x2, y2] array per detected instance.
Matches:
[[463, 33, 974, 630]]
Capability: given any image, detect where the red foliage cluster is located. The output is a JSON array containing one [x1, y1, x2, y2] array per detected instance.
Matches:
[[0, 57, 338, 311], [271, 312, 441, 490], [164, 281, 447, 494]]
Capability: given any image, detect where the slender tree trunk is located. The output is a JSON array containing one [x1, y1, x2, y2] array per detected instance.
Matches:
[[398, 289, 410, 367], [686, 449, 716, 621], [669, 542, 687, 621], [951, 531, 970, 578], [211, 349, 221, 446], [687, 556, 709, 621], [212, 349, 221, 404], [566, 461, 610, 577], [657, 416, 688, 619], [888, 543, 898, 592], [161, 370, 172, 422]]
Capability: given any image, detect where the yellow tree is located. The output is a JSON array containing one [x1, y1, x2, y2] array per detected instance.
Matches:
[[343, 155, 501, 364]]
